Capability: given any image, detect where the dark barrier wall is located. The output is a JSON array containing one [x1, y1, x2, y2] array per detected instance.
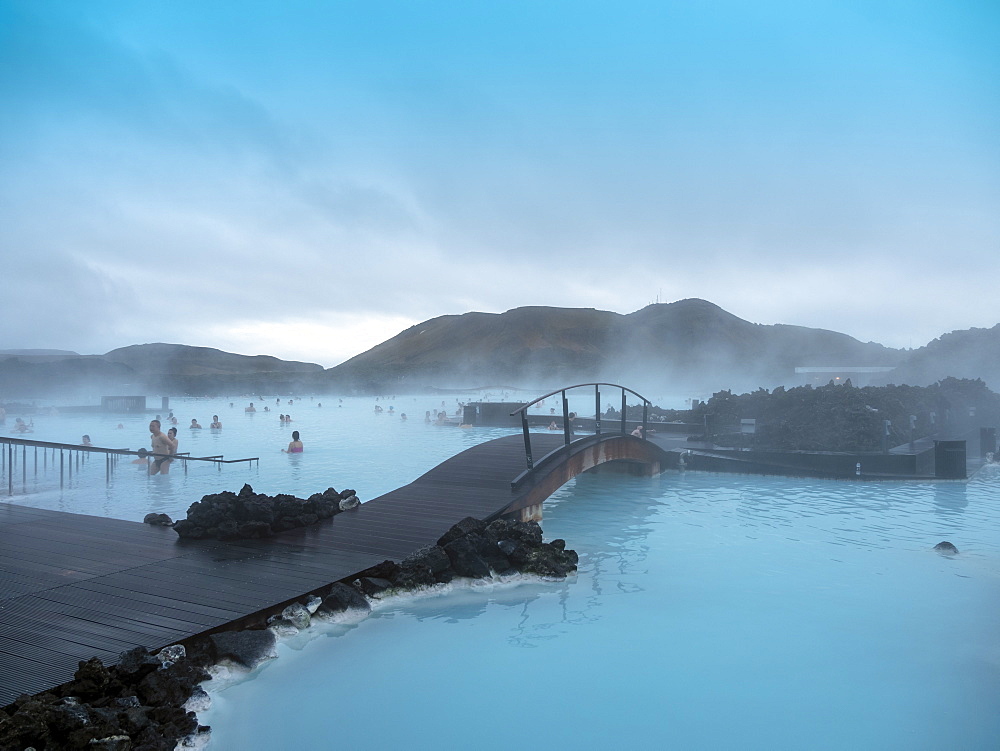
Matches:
[[100, 396, 147, 412], [681, 446, 936, 479], [934, 440, 967, 479]]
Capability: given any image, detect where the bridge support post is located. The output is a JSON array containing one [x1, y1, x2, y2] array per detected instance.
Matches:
[[562, 391, 571, 446], [520, 412, 533, 470], [517, 502, 543, 523], [594, 385, 601, 435], [620, 390, 627, 434]]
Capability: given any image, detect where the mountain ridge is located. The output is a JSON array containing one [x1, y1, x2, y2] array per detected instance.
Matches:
[[1, 300, 997, 397]]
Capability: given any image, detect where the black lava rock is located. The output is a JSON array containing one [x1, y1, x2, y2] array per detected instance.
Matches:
[[317, 582, 372, 616], [207, 629, 277, 670], [436, 516, 487, 547], [443, 537, 492, 579]]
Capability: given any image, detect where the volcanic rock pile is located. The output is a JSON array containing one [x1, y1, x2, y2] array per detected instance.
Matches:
[[0, 645, 213, 751], [356, 516, 579, 593], [172, 483, 358, 540]]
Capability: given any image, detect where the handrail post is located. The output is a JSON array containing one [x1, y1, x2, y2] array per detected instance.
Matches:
[[562, 390, 571, 445], [642, 401, 649, 438], [620, 389, 627, 434], [594, 385, 601, 435], [520, 411, 533, 470], [60, 450, 64, 489]]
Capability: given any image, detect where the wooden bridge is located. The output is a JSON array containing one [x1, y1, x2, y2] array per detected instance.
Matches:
[[0, 384, 667, 705]]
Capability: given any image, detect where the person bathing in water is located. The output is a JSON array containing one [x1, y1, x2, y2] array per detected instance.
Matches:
[[282, 430, 303, 453], [161, 427, 179, 473], [148, 420, 173, 475]]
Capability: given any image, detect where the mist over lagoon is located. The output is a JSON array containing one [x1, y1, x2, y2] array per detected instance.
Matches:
[[2, 0, 999, 747]]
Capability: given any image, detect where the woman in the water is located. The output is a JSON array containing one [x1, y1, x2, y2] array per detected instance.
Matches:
[[283, 430, 303, 453]]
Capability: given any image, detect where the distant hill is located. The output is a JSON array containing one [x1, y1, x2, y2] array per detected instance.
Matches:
[[104, 344, 322, 377], [101, 344, 324, 395], [875, 325, 1000, 390], [0, 356, 135, 398], [0, 344, 325, 398], [0, 349, 81, 362], [325, 299, 904, 393]]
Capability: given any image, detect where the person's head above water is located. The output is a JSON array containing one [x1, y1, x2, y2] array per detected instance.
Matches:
[[149, 419, 161, 432], [292, 430, 300, 441]]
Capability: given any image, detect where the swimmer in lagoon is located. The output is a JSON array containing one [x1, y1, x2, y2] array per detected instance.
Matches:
[[162, 427, 179, 473], [148, 420, 173, 475], [81, 434, 93, 446], [190, 419, 202, 429], [245, 403, 256, 413], [210, 415, 222, 429], [282, 430, 303, 453]]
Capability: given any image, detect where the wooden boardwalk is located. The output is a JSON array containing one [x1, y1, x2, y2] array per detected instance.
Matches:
[[1, 433, 583, 705]]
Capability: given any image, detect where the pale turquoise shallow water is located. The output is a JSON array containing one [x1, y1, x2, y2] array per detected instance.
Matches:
[[4, 396, 999, 749]]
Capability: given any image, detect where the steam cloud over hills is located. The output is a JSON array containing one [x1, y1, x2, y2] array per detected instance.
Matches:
[[1, 300, 997, 397]]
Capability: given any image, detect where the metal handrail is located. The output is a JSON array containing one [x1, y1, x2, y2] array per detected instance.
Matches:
[[508, 383, 652, 473], [1, 435, 258, 495], [0, 435, 256, 464]]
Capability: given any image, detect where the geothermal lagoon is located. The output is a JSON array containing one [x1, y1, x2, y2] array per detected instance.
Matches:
[[4, 395, 999, 749]]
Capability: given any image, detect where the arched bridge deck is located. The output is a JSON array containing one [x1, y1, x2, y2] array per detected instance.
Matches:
[[366, 431, 669, 524]]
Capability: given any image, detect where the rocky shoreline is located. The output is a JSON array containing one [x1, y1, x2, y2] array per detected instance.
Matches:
[[0, 516, 577, 750]]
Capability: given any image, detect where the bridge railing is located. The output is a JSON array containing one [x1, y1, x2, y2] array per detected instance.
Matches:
[[1, 435, 258, 495], [509, 383, 652, 473]]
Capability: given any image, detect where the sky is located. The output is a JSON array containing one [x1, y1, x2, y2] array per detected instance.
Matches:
[[1, 0, 998, 366]]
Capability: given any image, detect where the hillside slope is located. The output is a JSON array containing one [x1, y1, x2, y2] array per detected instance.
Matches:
[[875, 325, 1000, 389], [326, 299, 903, 392]]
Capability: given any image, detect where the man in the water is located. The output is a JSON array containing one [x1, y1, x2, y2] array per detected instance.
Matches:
[[148, 420, 173, 475]]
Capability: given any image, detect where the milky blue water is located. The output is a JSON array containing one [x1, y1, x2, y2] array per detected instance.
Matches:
[[4, 396, 999, 749], [196, 467, 1000, 750]]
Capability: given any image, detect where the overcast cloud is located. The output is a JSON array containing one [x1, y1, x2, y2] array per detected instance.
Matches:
[[2, 0, 997, 365]]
